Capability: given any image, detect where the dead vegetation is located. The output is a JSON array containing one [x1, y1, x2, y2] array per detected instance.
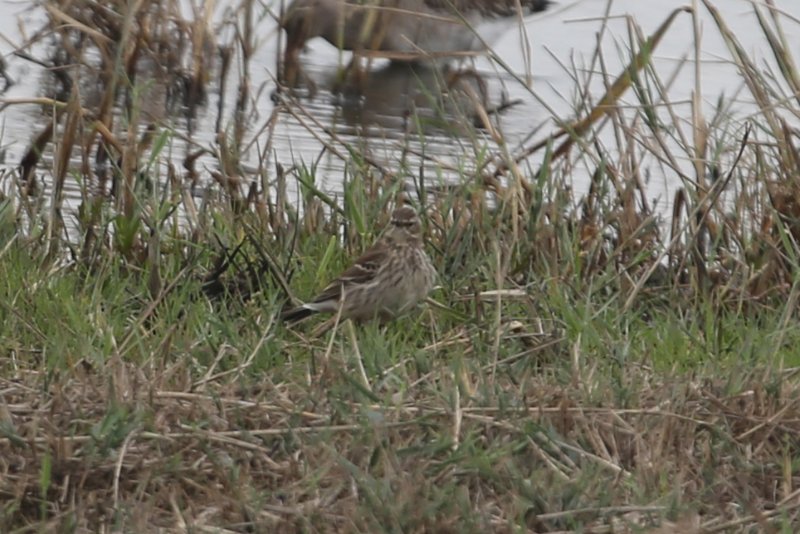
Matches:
[[2, 360, 799, 531]]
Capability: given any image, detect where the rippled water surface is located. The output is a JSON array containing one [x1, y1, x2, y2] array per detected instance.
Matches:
[[1, 0, 799, 210]]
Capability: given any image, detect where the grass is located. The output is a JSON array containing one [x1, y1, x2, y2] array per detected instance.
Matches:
[[1, 0, 800, 532]]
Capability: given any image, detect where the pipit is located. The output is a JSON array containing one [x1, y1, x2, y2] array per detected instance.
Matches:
[[282, 206, 437, 324], [280, 0, 551, 86]]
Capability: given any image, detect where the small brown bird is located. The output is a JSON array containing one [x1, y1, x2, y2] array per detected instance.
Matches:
[[282, 206, 437, 324], [280, 0, 551, 86]]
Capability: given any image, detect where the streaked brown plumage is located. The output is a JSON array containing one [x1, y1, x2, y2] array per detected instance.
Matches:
[[280, 0, 551, 86], [282, 206, 437, 323]]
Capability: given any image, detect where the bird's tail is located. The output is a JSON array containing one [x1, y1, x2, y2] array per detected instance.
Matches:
[[281, 305, 316, 324], [527, 0, 551, 14]]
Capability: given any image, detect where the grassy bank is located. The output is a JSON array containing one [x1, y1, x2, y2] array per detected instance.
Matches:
[[2, 0, 800, 532]]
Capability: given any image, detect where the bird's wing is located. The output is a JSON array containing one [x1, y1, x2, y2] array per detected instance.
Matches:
[[423, 0, 550, 17], [309, 244, 388, 304]]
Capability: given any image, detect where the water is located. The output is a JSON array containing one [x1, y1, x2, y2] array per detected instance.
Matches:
[[1, 0, 799, 212]]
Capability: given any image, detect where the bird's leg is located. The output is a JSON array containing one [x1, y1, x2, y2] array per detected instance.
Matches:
[[351, 52, 370, 88], [276, 67, 317, 99], [299, 69, 318, 99], [331, 52, 369, 95], [280, 44, 317, 98]]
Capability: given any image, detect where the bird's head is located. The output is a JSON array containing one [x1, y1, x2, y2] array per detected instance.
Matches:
[[387, 206, 423, 243]]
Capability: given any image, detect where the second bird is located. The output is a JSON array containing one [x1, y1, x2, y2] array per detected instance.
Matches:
[[280, 0, 551, 86]]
